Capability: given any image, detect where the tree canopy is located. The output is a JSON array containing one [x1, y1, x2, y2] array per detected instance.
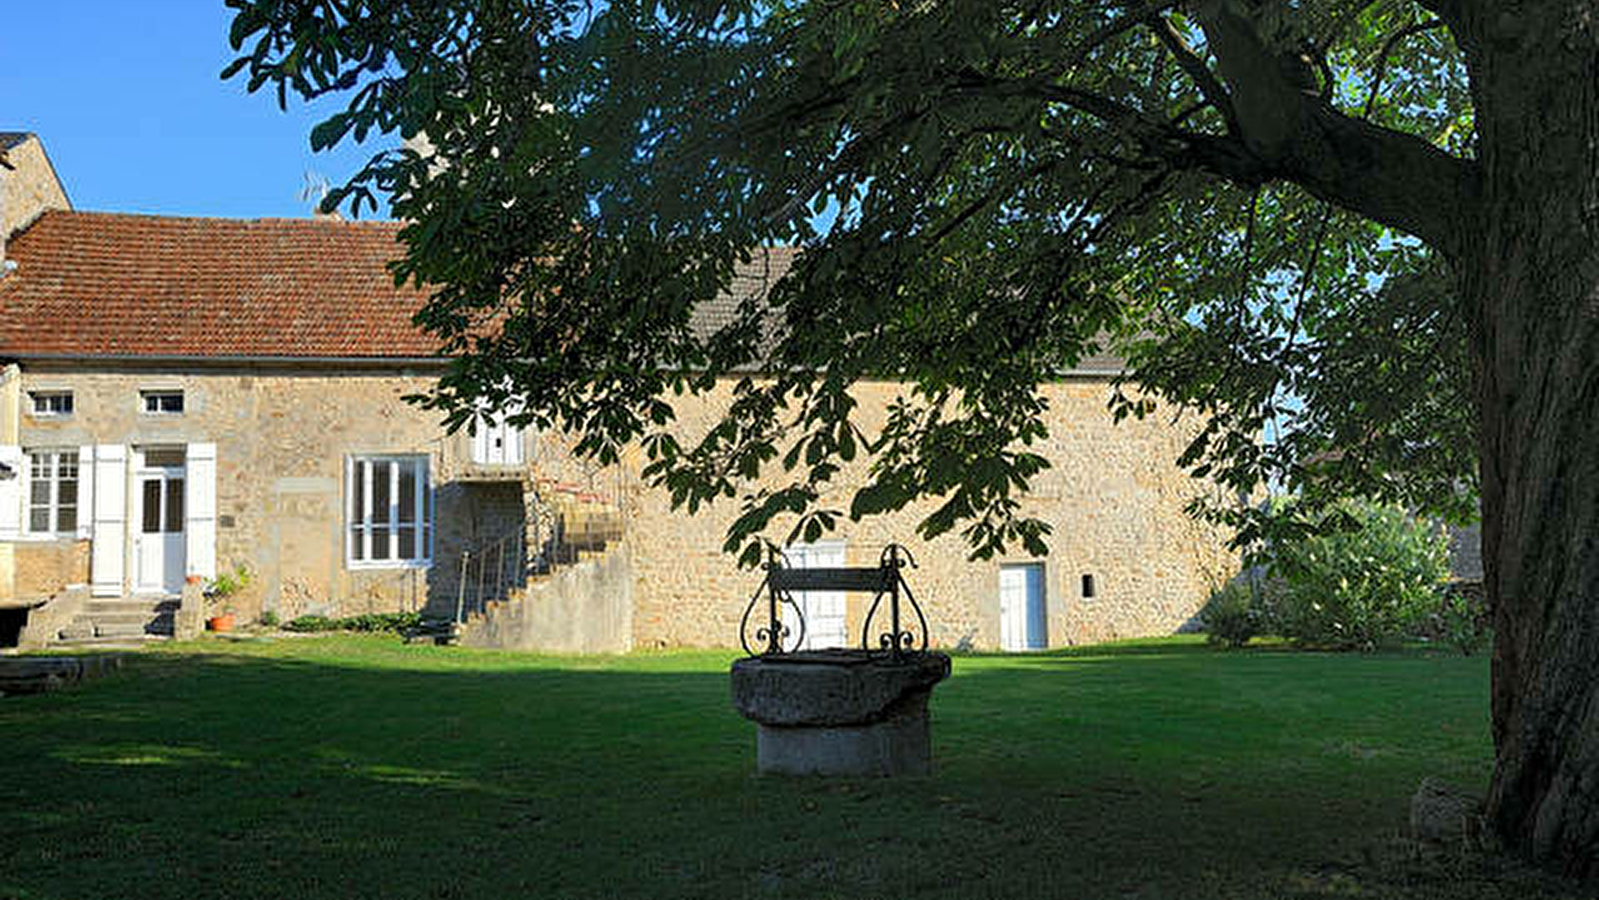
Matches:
[[224, 0, 1477, 566], [225, 1, 1599, 871]]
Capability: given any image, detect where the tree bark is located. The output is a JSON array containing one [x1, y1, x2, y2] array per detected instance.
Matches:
[[1458, 3, 1599, 875]]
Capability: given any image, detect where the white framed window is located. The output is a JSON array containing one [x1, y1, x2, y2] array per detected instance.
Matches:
[[26, 449, 80, 535], [30, 391, 74, 417], [471, 408, 526, 466], [140, 390, 185, 415], [347, 455, 432, 567]]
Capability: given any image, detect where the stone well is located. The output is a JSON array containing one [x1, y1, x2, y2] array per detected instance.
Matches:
[[731, 649, 951, 777]]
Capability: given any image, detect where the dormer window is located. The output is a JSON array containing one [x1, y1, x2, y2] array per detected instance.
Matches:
[[141, 390, 185, 415], [30, 391, 73, 417]]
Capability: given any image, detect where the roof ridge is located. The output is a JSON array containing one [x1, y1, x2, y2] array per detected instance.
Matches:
[[34, 208, 404, 228]]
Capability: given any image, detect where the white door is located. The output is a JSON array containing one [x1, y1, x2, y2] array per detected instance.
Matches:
[[1000, 564, 1048, 651], [472, 412, 524, 466], [134, 468, 186, 594], [785, 542, 848, 650]]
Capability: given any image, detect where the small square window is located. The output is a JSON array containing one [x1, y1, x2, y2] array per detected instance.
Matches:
[[141, 390, 185, 415], [30, 391, 73, 416]]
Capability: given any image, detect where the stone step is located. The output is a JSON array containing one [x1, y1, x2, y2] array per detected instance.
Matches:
[[75, 610, 175, 628], [86, 599, 180, 615], [65, 611, 176, 640], [88, 622, 172, 639], [48, 635, 169, 650]]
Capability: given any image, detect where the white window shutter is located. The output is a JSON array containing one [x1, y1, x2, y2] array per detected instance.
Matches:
[[91, 444, 127, 597], [76, 445, 95, 539], [343, 455, 354, 565], [185, 442, 217, 580], [504, 407, 525, 466], [0, 445, 23, 540], [471, 414, 490, 465]]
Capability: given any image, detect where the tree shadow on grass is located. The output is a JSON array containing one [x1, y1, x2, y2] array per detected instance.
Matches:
[[0, 641, 1579, 900]]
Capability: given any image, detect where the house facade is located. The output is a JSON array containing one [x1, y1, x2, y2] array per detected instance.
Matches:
[[0, 135, 1240, 651], [0, 209, 528, 626]]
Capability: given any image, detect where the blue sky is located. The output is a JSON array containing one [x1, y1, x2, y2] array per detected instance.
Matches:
[[1, 3, 396, 220]]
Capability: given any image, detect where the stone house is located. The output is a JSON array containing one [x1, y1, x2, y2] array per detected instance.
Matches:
[[0, 134, 1239, 651]]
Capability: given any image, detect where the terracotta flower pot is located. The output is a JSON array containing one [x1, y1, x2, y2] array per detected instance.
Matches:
[[206, 614, 236, 633]]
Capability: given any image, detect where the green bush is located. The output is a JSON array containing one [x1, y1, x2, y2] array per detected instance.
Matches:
[[284, 615, 338, 633], [258, 610, 280, 629], [1201, 580, 1267, 649], [282, 612, 422, 634], [204, 565, 253, 601], [1433, 583, 1491, 655], [340, 612, 423, 633], [1263, 500, 1450, 651]]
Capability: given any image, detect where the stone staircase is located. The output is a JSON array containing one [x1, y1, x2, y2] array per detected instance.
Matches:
[[446, 482, 632, 652], [538, 489, 625, 569], [55, 597, 178, 644]]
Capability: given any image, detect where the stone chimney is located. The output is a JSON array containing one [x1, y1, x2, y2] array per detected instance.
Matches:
[[0, 133, 73, 272]]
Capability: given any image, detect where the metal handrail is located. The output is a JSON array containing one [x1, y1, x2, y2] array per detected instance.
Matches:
[[454, 529, 527, 624]]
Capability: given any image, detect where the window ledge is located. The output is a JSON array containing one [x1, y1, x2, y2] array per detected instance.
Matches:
[[13, 533, 85, 544], [347, 559, 432, 571]]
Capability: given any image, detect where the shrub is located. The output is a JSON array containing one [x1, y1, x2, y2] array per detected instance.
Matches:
[[284, 615, 338, 633], [1201, 580, 1266, 649], [1433, 583, 1491, 655], [340, 612, 423, 633], [205, 565, 253, 602], [282, 612, 422, 634], [1264, 500, 1450, 651], [259, 610, 280, 629]]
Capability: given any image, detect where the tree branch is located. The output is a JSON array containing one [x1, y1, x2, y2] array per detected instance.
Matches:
[[1066, 1, 1182, 68], [1193, 0, 1475, 256], [1153, 14, 1239, 134], [1411, 0, 1464, 26], [1362, 18, 1446, 118]]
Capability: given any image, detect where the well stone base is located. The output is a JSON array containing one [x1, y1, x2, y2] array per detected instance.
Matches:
[[731, 650, 951, 777], [757, 707, 931, 776]]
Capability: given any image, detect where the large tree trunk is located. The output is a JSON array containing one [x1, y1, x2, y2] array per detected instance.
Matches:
[[1462, 6, 1599, 874]]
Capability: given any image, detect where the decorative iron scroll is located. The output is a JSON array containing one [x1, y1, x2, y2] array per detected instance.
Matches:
[[739, 543, 930, 662]]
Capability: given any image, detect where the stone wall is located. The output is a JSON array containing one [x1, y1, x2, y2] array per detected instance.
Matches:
[[17, 363, 502, 621], [1448, 521, 1483, 582], [12, 539, 89, 600], [1, 364, 19, 444], [539, 379, 1239, 651], [0, 368, 17, 606], [1, 135, 70, 257], [16, 363, 1238, 647]]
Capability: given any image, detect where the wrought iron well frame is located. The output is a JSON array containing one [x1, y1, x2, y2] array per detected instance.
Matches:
[[739, 543, 930, 662]]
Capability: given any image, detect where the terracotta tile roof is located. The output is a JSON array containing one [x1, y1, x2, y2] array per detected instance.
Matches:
[[0, 210, 438, 358], [0, 210, 1123, 374]]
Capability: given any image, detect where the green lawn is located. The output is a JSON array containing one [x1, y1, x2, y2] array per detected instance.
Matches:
[[0, 635, 1584, 899]]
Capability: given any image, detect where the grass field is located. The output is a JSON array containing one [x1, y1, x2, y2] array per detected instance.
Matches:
[[0, 635, 1586, 899]]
